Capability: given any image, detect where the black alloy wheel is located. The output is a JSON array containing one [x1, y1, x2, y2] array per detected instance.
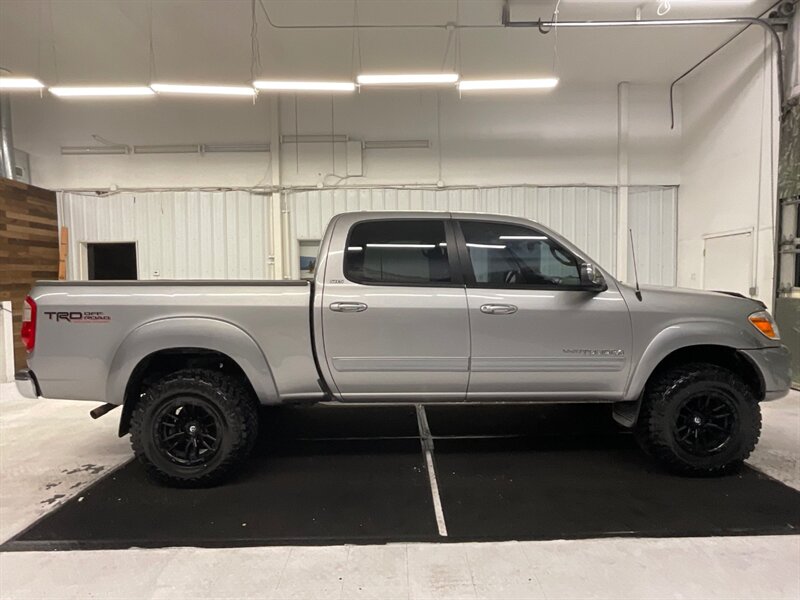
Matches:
[[674, 392, 738, 457], [153, 397, 223, 467]]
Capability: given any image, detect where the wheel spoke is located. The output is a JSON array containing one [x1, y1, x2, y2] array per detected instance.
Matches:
[[674, 392, 737, 456], [155, 398, 223, 466]]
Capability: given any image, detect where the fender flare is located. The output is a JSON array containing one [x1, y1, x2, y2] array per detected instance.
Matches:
[[614, 320, 763, 426], [107, 317, 280, 407]]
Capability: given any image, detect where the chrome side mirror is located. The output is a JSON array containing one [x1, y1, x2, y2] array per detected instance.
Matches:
[[580, 263, 608, 292]]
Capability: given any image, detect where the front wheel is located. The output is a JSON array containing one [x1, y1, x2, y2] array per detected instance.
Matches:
[[130, 368, 259, 487], [635, 363, 761, 476]]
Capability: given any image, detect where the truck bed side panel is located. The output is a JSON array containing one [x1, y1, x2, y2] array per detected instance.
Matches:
[[27, 281, 320, 404]]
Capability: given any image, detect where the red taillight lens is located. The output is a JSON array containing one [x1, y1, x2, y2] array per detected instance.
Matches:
[[21, 296, 36, 352]]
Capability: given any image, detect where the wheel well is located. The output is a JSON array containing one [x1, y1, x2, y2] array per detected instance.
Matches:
[[118, 348, 255, 437], [648, 344, 765, 400]]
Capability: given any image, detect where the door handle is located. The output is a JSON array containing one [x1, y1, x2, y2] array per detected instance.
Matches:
[[480, 303, 518, 315], [329, 302, 368, 313]]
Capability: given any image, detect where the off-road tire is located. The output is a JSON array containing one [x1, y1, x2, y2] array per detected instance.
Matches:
[[635, 363, 761, 476], [131, 368, 259, 487]]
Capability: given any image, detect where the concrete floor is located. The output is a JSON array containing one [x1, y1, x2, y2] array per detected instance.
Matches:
[[1, 383, 798, 600]]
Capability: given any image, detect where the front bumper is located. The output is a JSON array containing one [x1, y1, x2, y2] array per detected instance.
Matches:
[[14, 369, 40, 399], [741, 345, 792, 401]]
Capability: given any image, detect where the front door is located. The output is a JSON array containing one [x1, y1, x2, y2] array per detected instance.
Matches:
[[456, 218, 632, 400], [321, 217, 470, 401]]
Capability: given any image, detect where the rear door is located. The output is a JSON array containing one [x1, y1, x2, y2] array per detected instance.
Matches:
[[320, 216, 470, 401], [456, 218, 632, 400]]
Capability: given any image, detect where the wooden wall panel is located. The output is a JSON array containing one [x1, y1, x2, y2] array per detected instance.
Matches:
[[0, 178, 58, 370]]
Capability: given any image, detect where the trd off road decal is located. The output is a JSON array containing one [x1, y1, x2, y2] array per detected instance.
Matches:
[[44, 311, 111, 323]]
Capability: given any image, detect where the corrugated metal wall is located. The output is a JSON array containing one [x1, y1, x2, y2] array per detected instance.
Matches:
[[58, 185, 677, 285], [289, 186, 619, 278], [58, 191, 274, 280], [628, 186, 678, 286]]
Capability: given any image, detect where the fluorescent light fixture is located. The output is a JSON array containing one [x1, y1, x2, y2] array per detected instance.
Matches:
[[61, 145, 129, 155], [347, 246, 363, 251], [366, 243, 436, 249], [363, 139, 430, 150], [458, 78, 559, 91], [151, 83, 255, 97], [357, 74, 459, 86], [0, 77, 45, 90], [499, 235, 548, 240], [466, 243, 506, 250], [50, 86, 155, 97], [254, 80, 355, 92]]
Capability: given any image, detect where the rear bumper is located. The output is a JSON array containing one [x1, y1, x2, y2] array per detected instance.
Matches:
[[741, 345, 792, 401], [14, 369, 40, 399]]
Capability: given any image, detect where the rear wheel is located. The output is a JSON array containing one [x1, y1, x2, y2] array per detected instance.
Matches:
[[130, 368, 259, 487], [635, 363, 761, 476]]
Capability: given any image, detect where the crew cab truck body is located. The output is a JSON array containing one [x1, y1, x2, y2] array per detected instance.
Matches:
[[16, 212, 792, 486]]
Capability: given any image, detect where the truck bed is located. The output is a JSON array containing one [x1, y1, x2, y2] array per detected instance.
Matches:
[[26, 280, 322, 404]]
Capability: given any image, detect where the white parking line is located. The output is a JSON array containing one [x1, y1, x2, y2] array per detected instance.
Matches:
[[415, 404, 448, 537]]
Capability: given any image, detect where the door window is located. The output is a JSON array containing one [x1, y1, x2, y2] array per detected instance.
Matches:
[[459, 221, 580, 288], [344, 220, 451, 285]]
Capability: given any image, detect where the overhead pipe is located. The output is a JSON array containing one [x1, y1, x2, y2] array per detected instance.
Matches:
[[667, 0, 789, 128], [0, 94, 15, 180], [0, 66, 15, 180], [502, 14, 786, 129]]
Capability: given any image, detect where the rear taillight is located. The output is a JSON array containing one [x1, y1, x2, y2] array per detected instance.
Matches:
[[21, 296, 36, 352]]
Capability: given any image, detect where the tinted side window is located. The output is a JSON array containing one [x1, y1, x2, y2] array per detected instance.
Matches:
[[460, 221, 580, 287], [344, 220, 451, 285]]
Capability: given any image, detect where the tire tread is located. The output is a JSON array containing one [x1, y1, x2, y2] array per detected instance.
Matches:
[[130, 368, 258, 487], [635, 362, 761, 476]]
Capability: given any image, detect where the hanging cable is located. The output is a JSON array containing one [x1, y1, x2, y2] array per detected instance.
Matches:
[[455, 0, 462, 74], [148, 0, 157, 82], [250, 0, 262, 84], [47, 0, 59, 84], [437, 91, 443, 183], [256, 0, 495, 29], [294, 94, 299, 173], [350, 0, 363, 78], [440, 26, 454, 72], [551, 0, 563, 74], [657, 1, 671, 16]]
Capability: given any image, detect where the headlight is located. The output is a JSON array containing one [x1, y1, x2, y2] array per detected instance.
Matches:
[[748, 310, 781, 340]]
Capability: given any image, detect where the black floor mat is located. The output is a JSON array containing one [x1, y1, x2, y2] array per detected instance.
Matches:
[[5, 406, 438, 550], [434, 434, 800, 541], [3, 404, 799, 551]]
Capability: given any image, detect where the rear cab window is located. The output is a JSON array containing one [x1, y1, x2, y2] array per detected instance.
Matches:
[[344, 220, 453, 285]]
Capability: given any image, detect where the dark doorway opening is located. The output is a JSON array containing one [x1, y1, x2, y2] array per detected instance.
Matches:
[[87, 242, 137, 280]]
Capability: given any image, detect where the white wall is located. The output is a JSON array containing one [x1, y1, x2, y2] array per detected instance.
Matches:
[[677, 27, 779, 310], [11, 83, 680, 191], [13, 95, 273, 190]]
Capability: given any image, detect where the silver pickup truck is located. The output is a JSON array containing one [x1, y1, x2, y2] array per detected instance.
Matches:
[[16, 211, 791, 486]]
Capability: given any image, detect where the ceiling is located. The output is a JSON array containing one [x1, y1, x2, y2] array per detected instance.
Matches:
[[0, 0, 779, 86]]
